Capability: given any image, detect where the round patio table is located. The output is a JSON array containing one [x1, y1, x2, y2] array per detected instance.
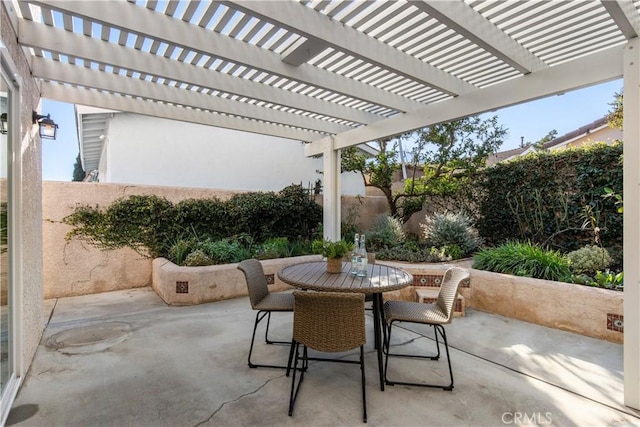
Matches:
[[278, 261, 413, 391]]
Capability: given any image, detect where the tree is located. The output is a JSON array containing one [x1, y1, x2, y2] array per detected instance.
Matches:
[[342, 115, 506, 223], [533, 129, 558, 149], [607, 90, 623, 130], [72, 153, 85, 182], [520, 129, 558, 150]]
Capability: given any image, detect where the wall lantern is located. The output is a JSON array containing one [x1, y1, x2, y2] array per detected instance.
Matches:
[[0, 113, 7, 135], [32, 111, 59, 140]]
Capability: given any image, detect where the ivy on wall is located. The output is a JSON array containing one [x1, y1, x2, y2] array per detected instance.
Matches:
[[475, 142, 623, 264], [63, 184, 322, 258]]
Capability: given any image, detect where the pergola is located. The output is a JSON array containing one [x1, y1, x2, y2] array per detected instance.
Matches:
[[5, 0, 640, 408]]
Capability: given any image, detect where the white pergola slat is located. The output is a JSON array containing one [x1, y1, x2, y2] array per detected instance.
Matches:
[[9, 0, 640, 409]]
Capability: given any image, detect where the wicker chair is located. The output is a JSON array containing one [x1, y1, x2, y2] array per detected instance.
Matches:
[[288, 291, 367, 423], [383, 267, 470, 390], [238, 259, 294, 370]]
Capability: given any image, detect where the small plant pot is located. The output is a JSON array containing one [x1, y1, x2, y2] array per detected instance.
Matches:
[[326, 258, 343, 274]]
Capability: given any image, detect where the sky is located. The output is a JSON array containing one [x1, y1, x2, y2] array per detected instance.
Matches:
[[41, 78, 623, 182]]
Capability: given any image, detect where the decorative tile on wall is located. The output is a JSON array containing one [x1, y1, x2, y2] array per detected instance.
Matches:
[[412, 274, 470, 288], [413, 275, 443, 287], [176, 281, 189, 294], [265, 274, 275, 285], [607, 313, 624, 332]]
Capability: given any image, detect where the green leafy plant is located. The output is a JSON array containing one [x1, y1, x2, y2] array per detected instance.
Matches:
[[63, 185, 321, 261], [593, 270, 624, 289], [197, 239, 250, 264], [567, 245, 612, 275], [420, 212, 482, 256], [312, 239, 353, 259], [472, 241, 571, 281], [365, 214, 406, 251], [376, 243, 450, 263], [571, 270, 624, 290], [168, 237, 196, 265], [257, 237, 291, 260], [476, 143, 622, 263], [183, 249, 212, 267]]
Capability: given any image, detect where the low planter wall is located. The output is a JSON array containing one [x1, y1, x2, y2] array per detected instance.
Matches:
[[152, 255, 321, 305], [469, 269, 623, 343], [152, 256, 623, 343]]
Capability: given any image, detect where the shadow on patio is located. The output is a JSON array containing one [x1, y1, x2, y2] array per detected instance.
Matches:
[[7, 287, 640, 427]]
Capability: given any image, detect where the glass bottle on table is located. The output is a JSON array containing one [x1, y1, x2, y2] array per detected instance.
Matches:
[[357, 234, 367, 277], [350, 233, 360, 275]]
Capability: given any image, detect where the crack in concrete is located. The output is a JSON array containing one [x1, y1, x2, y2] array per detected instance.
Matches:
[[193, 374, 285, 427]]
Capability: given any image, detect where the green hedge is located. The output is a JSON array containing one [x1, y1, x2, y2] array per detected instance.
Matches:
[[63, 184, 322, 258], [475, 143, 622, 263]]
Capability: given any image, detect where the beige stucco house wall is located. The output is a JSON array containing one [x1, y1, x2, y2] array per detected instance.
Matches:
[[1, 0, 46, 413]]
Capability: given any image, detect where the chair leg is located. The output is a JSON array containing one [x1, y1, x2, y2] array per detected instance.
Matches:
[[248, 311, 267, 368], [436, 325, 454, 390], [384, 320, 454, 390], [288, 342, 305, 417], [360, 345, 367, 423], [264, 311, 291, 345], [248, 310, 291, 370]]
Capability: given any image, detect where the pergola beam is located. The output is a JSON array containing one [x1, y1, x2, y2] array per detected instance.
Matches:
[[19, 20, 381, 127], [306, 45, 624, 155], [224, 0, 477, 97], [281, 37, 329, 66], [409, 0, 547, 74], [30, 0, 425, 113], [32, 58, 347, 135], [602, 0, 640, 40], [40, 82, 320, 142]]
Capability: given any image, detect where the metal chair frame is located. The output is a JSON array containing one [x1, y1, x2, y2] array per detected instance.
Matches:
[[383, 267, 469, 391], [238, 259, 294, 371], [287, 291, 367, 423]]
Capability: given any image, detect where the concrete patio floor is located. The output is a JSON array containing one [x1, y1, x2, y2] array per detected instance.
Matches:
[[6, 287, 640, 427]]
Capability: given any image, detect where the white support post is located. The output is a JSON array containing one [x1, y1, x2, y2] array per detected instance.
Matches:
[[623, 37, 640, 410], [322, 137, 341, 241]]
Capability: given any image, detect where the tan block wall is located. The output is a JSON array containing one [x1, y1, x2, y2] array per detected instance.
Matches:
[[42, 181, 242, 299], [43, 182, 393, 298]]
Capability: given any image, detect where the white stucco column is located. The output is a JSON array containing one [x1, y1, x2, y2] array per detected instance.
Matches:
[[623, 37, 640, 410], [322, 136, 341, 241]]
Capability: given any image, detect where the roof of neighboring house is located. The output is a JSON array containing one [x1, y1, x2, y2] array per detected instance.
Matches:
[[487, 115, 612, 166], [485, 146, 529, 166], [541, 116, 609, 150]]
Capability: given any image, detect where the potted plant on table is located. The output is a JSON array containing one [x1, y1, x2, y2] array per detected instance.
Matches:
[[312, 239, 353, 273]]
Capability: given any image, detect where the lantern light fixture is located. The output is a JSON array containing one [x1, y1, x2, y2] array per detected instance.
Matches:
[[32, 111, 59, 140], [0, 113, 7, 135]]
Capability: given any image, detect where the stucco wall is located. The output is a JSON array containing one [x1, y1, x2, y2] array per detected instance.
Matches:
[[2, 0, 46, 383], [94, 112, 364, 195], [42, 181, 392, 298]]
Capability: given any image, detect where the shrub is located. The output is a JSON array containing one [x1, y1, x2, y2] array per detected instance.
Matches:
[[476, 143, 622, 254], [198, 239, 250, 264], [376, 243, 450, 263], [472, 241, 571, 281], [566, 245, 613, 275], [420, 212, 482, 256], [365, 214, 405, 251], [183, 249, 212, 266], [168, 237, 196, 265], [63, 185, 322, 259], [257, 237, 291, 260]]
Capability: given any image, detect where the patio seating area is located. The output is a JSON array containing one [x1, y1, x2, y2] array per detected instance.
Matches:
[[6, 287, 639, 426]]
